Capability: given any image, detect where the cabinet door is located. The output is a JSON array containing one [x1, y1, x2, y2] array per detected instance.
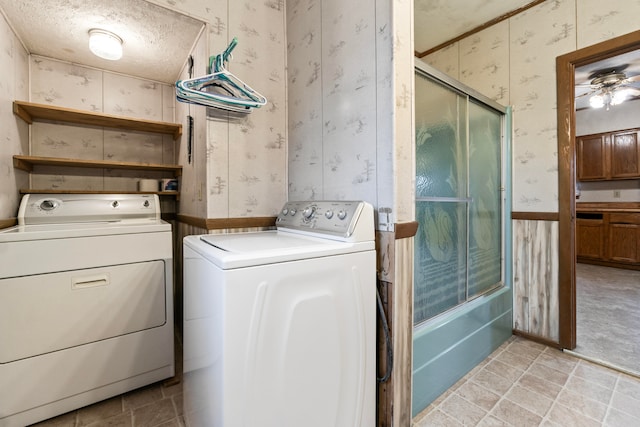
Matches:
[[576, 218, 605, 259], [608, 213, 640, 263], [577, 135, 608, 181], [608, 223, 640, 263], [610, 131, 640, 179]]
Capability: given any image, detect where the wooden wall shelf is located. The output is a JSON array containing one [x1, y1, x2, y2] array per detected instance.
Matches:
[[18, 189, 180, 198], [13, 155, 182, 177], [13, 101, 182, 140]]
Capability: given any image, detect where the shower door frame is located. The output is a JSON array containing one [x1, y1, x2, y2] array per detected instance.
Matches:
[[412, 59, 513, 416]]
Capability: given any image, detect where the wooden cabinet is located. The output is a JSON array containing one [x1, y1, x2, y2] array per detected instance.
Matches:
[[577, 135, 607, 180], [576, 206, 640, 268], [576, 214, 605, 259], [608, 213, 640, 263], [12, 101, 183, 197], [577, 129, 640, 181]]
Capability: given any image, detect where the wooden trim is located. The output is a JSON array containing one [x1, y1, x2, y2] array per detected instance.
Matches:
[[0, 218, 17, 229], [178, 215, 417, 236], [394, 221, 419, 240], [206, 217, 277, 230], [512, 330, 561, 350], [556, 29, 640, 350], [511, 211, 559, 221], [176, 214, 208, 229], [177, 214, 277, 230], [415, 0, 546, 58]]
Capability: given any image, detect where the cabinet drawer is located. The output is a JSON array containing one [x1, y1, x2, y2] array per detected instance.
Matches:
[[609, 213, 640, 224]]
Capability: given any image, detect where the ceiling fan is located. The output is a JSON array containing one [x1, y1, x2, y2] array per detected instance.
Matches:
[[576, 68, 640, 110]]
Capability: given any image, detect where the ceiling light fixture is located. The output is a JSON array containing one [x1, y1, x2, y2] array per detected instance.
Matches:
[[588, 88, 629, 111], [586, 72, 634, 111], [88, 29, 123, 61]]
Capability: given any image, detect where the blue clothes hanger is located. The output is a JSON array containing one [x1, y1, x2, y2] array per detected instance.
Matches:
[[176, 37, 267, 112]]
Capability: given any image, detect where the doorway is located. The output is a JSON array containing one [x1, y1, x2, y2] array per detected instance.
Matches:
[[556, 30, 640, 362]]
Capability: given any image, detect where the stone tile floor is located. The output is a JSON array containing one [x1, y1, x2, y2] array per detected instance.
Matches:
[[30, 379, 184, 427], [32, 335, 640, 426], [413, 336, 640, 427]]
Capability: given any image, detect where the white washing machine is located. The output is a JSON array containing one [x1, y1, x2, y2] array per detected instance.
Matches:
[[183, 200, 376, 427], [0, 194, 174, 427]]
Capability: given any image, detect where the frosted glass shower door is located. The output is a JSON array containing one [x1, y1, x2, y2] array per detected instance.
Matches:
[[414, 73, 503, 324], [412, 61, 512, 417]]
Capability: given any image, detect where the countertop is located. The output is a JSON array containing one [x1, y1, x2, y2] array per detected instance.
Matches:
[[576, 202, 640, 213]]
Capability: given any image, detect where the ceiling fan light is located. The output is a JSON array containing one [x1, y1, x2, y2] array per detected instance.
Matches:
[[88, 29, 123, 61], [589, 94, 605, 108], [611, 89, 629, 105]]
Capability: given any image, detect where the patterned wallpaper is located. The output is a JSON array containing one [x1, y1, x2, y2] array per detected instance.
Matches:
[[157, 0, 287, 219], [1, 0, 414, 221], [0, 12, 28, 219], [28, 56, 176, 198], [286, 0, 415, 222], [0, 0, 287, 221], [423, 0, 640, 213]]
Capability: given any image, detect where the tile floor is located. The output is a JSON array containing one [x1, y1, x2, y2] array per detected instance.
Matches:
[[32, 335, 640, 427], [413, 336, 640, 427], [30, 379, 184, 427], [574, 263, 640, 375]]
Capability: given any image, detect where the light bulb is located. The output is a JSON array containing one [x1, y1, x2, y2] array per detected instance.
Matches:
[[611, 89, 629, 105], [88, 29, 123, 61], [589, 94, 604, 108]]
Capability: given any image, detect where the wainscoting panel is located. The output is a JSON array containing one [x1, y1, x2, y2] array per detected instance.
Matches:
[[393, 237, 414, 427], [512, 219, 559, 342]]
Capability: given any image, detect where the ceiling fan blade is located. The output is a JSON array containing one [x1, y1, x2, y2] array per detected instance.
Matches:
[[575, 90, 596, 99]]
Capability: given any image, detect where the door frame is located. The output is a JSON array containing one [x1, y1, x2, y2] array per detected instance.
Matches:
[[556, 30, 640, 349]]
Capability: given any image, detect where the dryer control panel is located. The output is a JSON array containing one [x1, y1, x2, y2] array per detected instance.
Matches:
[[17, 194, 161, 225], [276, 200, 374, 242]]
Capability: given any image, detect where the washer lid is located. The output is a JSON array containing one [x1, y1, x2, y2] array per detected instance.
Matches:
[[185, 231, 374, 269]]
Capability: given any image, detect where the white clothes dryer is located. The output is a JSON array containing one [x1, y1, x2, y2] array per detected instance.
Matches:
[[0, 194, 174, 427], [183, 200, 376, 427]]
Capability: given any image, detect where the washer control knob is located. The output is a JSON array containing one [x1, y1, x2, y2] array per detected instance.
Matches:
[[324, 209, 334, 219], [39, 200, 58, 211], [282, 208, 289, 216], [143, 200, 150, 207], [302, 206, 316, 219], [337, 210, 347, 220], [289, 208, 297, 216], [112, 200, 120, 208]]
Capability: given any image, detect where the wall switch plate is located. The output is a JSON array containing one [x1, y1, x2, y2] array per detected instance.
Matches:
[[613, 190, 621, 198]]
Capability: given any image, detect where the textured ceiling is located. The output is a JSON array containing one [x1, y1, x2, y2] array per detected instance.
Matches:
[[0, 0, 205, 84], [414, 0, 534, 54], [2, 0, 638, 108]]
